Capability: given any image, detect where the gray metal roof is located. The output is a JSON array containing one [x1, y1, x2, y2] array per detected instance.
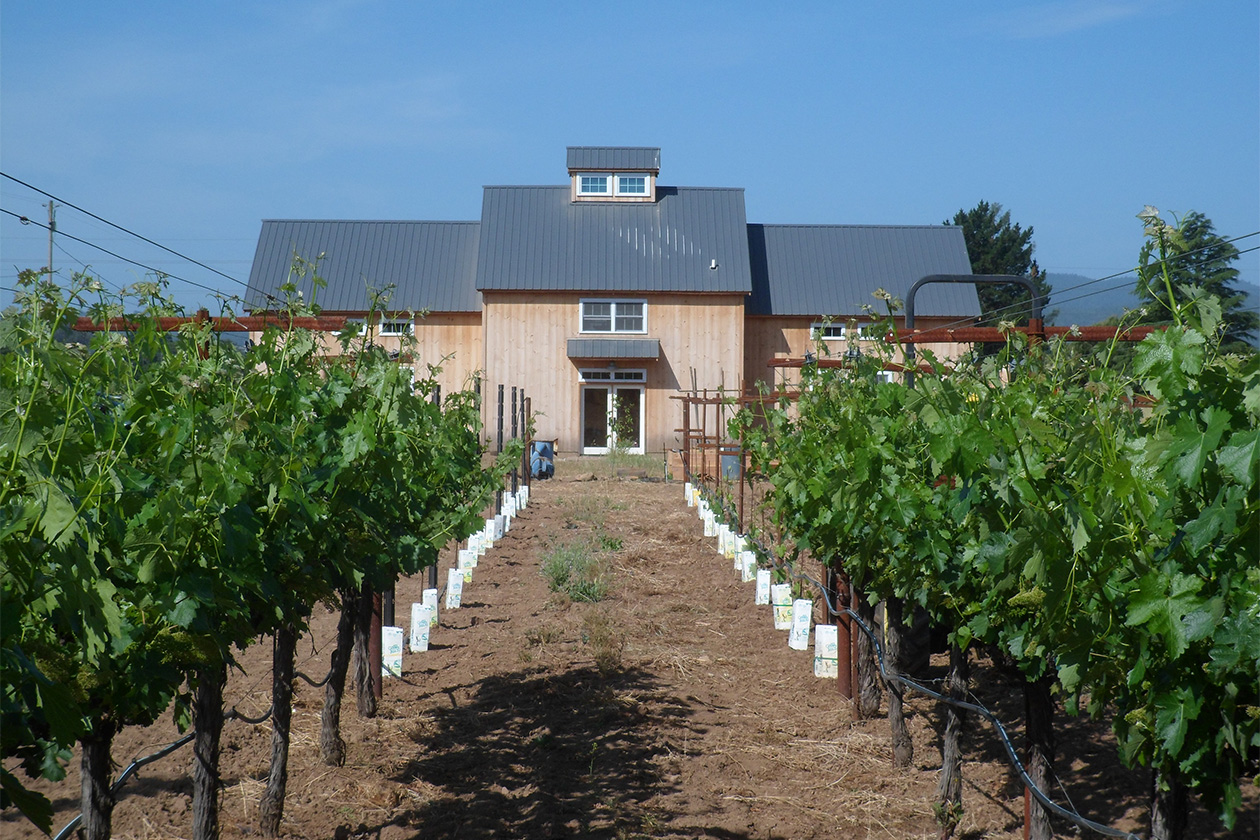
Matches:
[[566, 146, 661, 172], [566, 338, 661, 359], [476, 186, 751, 294], [246, 220, 481, 312], [746, 224, 979, 317]]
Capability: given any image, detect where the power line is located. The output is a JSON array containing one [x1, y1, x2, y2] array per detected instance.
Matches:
[[0, 171, 248, 289], [1045, 231, 1257, 302], [958, 243, 1260, 331], [909, 231, 1260, 335], [52, 240, 125, 293], [1, 207, 246, 306]]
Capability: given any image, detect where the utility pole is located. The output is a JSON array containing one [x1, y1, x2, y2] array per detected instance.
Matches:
[[46, 201, 55, 281]]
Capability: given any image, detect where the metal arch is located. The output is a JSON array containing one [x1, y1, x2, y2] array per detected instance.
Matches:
[[903, 274, 1045, 384]]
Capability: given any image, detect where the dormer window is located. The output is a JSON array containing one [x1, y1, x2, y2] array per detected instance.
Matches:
[[578, 174, 611, 196], [574, 172, 653, 200], [615, 174, 647, 196]]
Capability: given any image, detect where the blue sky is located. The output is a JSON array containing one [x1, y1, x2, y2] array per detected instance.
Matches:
[[2, 1, 1257, 323]]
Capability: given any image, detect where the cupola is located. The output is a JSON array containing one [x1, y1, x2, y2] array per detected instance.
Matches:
[[566, 146, 660, 202]]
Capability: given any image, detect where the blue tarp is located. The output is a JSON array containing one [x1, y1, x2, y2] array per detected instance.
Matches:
[[530, 440, 555, 479]]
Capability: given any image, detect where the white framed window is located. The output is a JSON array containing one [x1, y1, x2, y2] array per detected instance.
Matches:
[[810, 321, 880, 341], [378, 318, 414, 336], [577, 174, 611, 196], [581, 299, 646, 334], [615, 174, 647, 196], [876, 370, 897, 384], [576, 172, 651, 198], [579, 368, 646, 383]]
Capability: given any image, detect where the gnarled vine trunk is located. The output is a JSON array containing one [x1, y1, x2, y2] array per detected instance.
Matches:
[[1024, 674, 1056, 840], [353, 582, 377, 718], [854, 589, 882, 718], [320, 589, 358, 766], [936, 642, 969, 839], [192, 662, 225, 840], [259, 623, 297, 837], [79, 713, 117, 840], [884, 596, 914, 768]]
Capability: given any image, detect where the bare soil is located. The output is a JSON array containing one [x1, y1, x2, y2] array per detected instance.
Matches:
[[6, 460, 1257, 839]]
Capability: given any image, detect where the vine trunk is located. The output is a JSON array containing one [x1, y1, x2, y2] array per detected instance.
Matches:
[[320, 589, 358, 766], [78, 714, 116, 840], [353, 583, 378, 718], [1024, 674, 1056, 840], [191, 663, 225, 840], [936, 642, 969, 839], [260, 624, 297, 837], [884, 597, 914, 768], [854, 590, 882, 717], [1150, 766, 1188, 840]]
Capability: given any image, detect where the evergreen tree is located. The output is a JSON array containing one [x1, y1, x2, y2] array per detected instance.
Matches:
[[946, 201, 1053, 325], [1135, 208, 1257, 353]]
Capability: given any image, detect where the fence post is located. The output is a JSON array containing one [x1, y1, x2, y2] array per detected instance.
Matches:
[[700, 391, 708, 486], [521, 394, 530, 489], [496, 385, 504, 512], [737, 393, 746, 533], [428, 385, 441, 591], [511, 387, 519, 495], [681, 396, 691, 482], [830, 569, 853, 702]]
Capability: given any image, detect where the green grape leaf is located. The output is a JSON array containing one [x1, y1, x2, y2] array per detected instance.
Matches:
[[0, 768, 54, 835], [1126, 572, 1204, 657], [1154, 688, 1203, 757], [1217, 429, 1258, 486]]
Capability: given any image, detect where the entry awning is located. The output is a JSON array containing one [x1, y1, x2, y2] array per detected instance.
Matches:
[[566, 338, 660, 360]]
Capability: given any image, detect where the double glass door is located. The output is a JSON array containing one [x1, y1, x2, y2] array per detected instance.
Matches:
[[581, 385, 643, 454]]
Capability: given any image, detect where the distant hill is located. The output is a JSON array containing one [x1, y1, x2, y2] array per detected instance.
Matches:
[[1043, 272, 1260, 347], [1043, 273, 1141, 326]]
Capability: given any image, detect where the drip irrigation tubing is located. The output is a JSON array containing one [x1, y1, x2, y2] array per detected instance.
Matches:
[[227, 703, 275, 726], [836, 604, 1141, 840], [697, 486, 1143, 840], [49, 677, 314, 840], [51, 731, 197, 840], [295, 668, 332, 689]]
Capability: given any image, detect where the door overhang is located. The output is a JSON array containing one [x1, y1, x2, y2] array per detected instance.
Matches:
[[566, 337, 660, 360]]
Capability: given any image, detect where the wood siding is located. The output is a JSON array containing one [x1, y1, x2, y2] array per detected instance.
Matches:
[[408, 312, 483, 399], [483, 292, 745, 454]]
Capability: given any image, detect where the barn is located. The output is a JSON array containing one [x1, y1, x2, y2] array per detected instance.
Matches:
[[245, 146, 978, 455]]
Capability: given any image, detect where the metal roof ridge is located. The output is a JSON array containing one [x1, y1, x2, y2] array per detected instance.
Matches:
[[660, 185, 745, 192], [749, 222, 960, 230], [480, 184, 743, 191], [260, 218, 480, 225]]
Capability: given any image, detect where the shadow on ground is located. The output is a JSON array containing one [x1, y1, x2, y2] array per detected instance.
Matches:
[[361, 663, 714, 839]]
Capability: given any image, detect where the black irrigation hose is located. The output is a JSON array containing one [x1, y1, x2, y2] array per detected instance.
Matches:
[[51, 700, 282, 839], [295, 668, 332, 689], [227, 703, 275, 726], [697, 488, 1144, 840], [838, 605, 1141, 840], [52, 732, 196, 840]]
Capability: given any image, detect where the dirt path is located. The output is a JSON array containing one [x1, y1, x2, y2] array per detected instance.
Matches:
[[5, 467, 1256, 839]]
